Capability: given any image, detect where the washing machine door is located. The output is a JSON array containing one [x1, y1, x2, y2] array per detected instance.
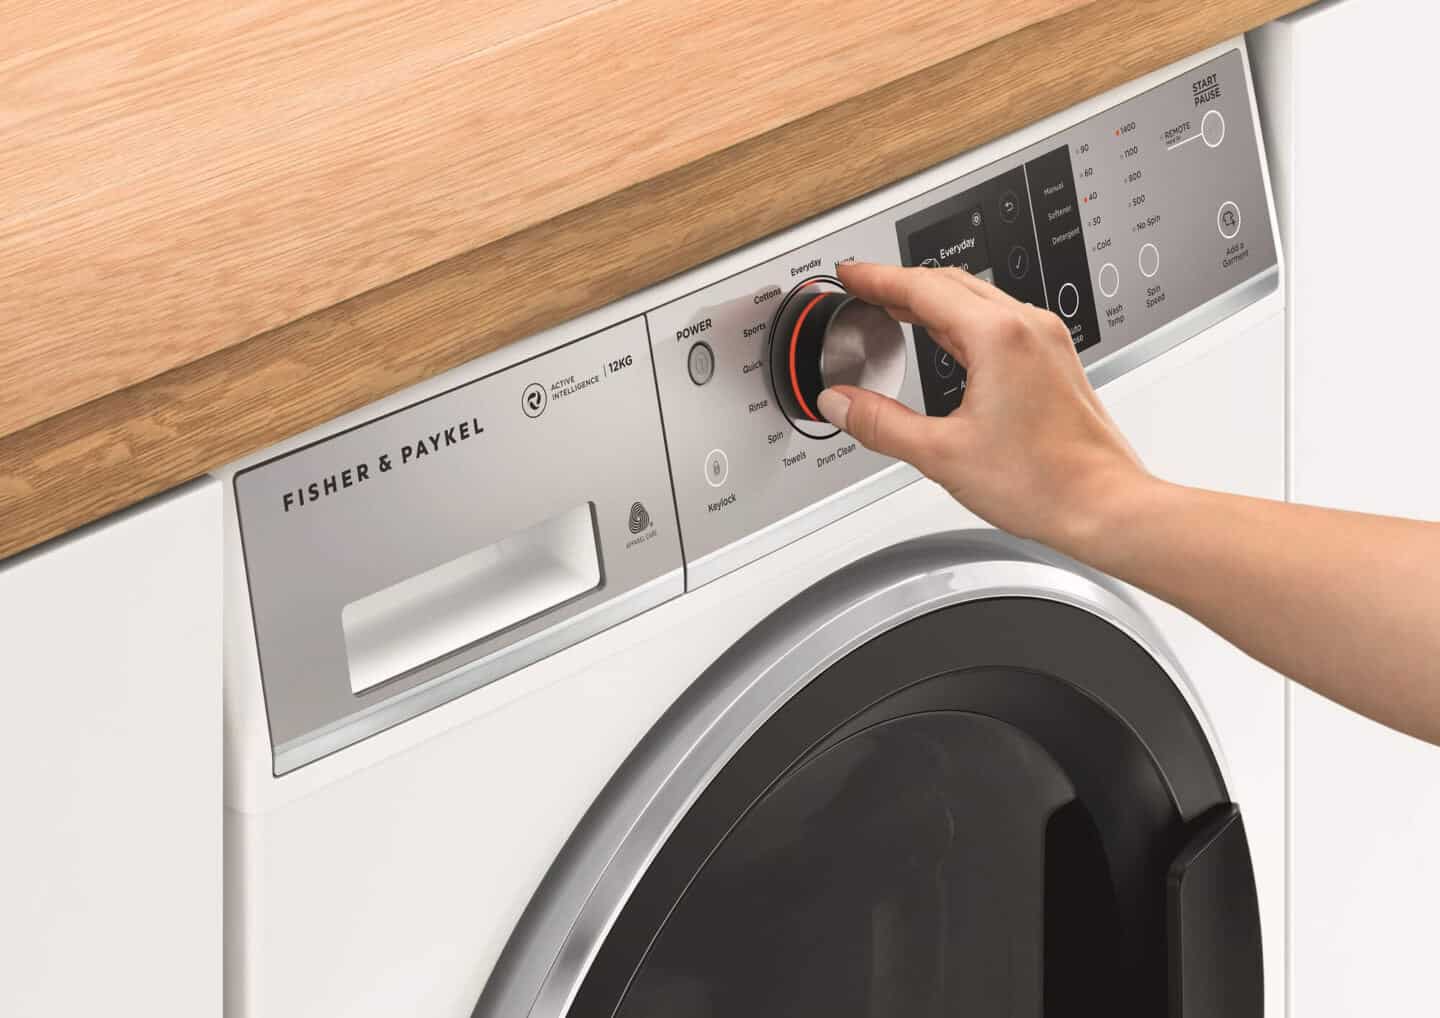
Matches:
[[475, 532, 1263, 1018]]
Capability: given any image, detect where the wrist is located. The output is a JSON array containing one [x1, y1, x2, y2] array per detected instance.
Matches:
[[1051, 466, 1176, 570]]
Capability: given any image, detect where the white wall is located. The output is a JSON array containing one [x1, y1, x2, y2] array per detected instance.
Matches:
[[0, 480, 223, 1017], [1252, 5, 1440, 1014]]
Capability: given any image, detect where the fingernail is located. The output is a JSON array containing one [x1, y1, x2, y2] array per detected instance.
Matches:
[[817, 388, 850, 429]]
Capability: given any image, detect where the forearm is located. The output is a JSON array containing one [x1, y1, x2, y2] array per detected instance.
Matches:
[[1066, 479, 1440, 745], [822, 261, 1440, 746]]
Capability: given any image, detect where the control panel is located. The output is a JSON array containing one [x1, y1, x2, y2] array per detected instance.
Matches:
[[647, 207, 925, 584], [234, 320, 683, 772], [895, 148, 1100, 413], [233, 47, 1277, 770], [650, 47, 1272, 582], [898, 49, 1272, 413]]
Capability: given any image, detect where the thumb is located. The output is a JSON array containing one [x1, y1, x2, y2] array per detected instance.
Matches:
[[817, 385, 948, 470]]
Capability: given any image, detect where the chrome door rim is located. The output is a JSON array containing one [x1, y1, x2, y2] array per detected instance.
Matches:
[[474, 528, 1223, 1018]]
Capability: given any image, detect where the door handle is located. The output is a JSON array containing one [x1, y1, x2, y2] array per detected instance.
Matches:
[[1167, 803, 1264, 1018]]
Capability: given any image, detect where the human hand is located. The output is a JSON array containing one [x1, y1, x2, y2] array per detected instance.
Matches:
[[817, 261, 1154, 554]]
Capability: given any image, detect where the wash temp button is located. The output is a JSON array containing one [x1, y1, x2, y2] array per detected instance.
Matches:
[[1098, 262, 1120, 299]]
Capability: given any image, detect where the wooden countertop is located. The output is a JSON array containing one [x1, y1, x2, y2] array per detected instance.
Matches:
[[0, 0, 1309, 561]]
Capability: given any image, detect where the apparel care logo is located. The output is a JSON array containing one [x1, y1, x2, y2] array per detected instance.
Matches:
[[278, 414, 484, 513]]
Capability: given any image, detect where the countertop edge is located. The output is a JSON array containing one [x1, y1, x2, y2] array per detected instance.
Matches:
[[0, 0, 1308, 562]]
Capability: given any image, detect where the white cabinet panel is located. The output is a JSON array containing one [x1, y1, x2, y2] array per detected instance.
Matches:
[[1253, 5, 1440, 1014], [1288, 685, 1440, 1016], [0, 480, 222, 1017]]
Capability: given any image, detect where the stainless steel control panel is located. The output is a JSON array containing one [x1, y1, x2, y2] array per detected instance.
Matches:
[[235, 319, 682, 772], [652, 47, 1274, 577], [233, 47, 1278, 770], [647, 216, 924, 586], [901, 47, 1276, 403]]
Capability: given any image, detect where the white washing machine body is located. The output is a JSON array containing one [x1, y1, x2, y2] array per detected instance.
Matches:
[[220, 38, 1286, 1018]]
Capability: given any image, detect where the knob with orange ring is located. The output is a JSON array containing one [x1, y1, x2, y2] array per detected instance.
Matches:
[[768, 275, 907, 438]]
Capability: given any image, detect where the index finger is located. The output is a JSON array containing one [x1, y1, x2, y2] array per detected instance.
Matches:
[[837, 261, 1007, 366]]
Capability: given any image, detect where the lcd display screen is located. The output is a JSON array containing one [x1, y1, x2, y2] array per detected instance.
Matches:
[[905, 204, 994, 282]]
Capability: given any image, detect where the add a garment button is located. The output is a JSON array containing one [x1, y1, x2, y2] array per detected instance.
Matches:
[[704, 448, 729, 488], [1218, 201, 1242, 239]]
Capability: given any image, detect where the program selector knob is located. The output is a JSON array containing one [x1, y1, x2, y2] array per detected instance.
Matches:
[[768, 277, 907, 438]]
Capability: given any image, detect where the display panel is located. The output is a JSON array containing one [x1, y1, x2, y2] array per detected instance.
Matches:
[[896, 150, 1104, 415], [907, 204, 994, 278]]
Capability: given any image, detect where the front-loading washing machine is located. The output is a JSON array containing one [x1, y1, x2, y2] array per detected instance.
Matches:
[[221, 37, 1285, 1017]]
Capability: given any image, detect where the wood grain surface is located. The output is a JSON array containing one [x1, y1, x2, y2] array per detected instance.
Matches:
[[0, 0, 1310, 561], [0, 0, 1088, 440]]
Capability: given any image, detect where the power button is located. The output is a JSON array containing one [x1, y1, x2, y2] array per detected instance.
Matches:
[[688, 342, 715, 385]]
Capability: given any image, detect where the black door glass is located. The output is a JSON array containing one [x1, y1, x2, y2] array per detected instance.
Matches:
[[556, 600, 1259, 1018], [614, 711, 1123, 1017]]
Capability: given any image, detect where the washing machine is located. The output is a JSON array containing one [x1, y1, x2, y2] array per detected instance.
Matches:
[[221, 38, 1286, 1017]]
